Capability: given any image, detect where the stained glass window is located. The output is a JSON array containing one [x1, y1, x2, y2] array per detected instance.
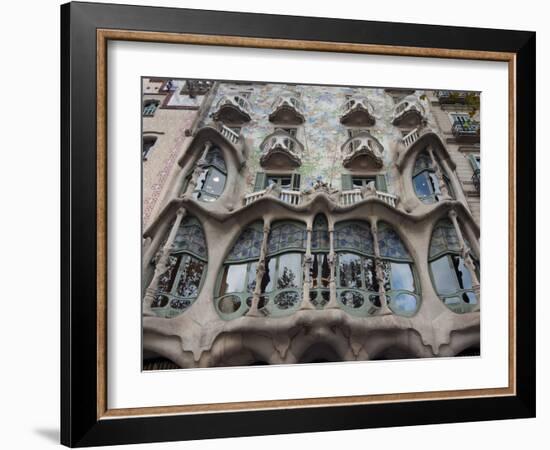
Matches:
[[377, 222, 411, 260], [334, 221, 374, 256], [429, 218, 478, 314], [267, 222, 306, 256], [152, 216, 208, 318], [225, 221, 263, 263], [311, 215, 330, 252]]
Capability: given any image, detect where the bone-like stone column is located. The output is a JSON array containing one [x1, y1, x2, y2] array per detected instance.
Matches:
[[371, 219, 392, 315], [143, 207, 187, 315], [248, 220, 271, 317], [427, 146, 451, 200], [325, 224, 339, 309], [184, 140, 212, 197], [300, 223, 315, 310], [448, 209, 480, 303]]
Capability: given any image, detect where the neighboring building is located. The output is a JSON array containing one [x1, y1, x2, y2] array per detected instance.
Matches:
[[141, 80, 481, 370]]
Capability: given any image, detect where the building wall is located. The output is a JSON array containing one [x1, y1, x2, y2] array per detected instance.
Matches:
[[141, 79, 481, 369], [142, 78, 213, 228]]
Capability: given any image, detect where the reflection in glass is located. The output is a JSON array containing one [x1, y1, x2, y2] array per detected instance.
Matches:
[[277, 253, 302, 289], [339, 253, 362, 288], [220, 264, 247, 294]]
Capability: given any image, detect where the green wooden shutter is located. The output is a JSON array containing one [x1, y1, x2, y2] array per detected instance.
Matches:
[[292, 173, 301, 191], [375, 174, 388, 192], [254, 172, 266, 191], [341, 174, 353, 191]]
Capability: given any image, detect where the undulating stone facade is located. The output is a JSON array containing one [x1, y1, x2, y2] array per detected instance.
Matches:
[[141, 79, 481, 370]]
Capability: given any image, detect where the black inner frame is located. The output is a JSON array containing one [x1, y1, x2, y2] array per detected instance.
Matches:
[[61, 2, 536, 447]]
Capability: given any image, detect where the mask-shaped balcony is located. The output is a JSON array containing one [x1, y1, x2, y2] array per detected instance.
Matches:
[[452, 119, 480, 143], [268, 94, 305, 124], [211, 94, 252, 124], [259, 130, 303, 168], [391, 96, 426, 127], [341, 131, 383, 170], [340, 97, 375, 126]]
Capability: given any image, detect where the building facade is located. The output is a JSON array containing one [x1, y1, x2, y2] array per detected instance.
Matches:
[[141, 79, 481, 370]]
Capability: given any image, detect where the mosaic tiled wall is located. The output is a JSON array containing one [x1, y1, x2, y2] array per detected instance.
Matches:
[[200, 82, 441, 194]]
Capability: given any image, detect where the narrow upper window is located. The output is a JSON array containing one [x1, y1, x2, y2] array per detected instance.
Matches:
[[412, 150, 453, 204], [142, 136, 157, 160], [143, 99, 160, 117], [193, 147, 227, 202]]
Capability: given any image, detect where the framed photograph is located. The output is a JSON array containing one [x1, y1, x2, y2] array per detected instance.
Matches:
[[61, 1, 536, 447]]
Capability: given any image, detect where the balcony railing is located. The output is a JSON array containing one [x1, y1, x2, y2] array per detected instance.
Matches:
[[260, 130, 304, 167], [472, 168, 480, 193], [244, 187, 399, 209], [341, 132, 383, 168], [391, 97, 425, 126], [340, 96, 375, 125], [217, 123, 240, 144], [340, 189, 398, 208], [452, 120, 480, 142], [401, 128, 420, 147], [212, 94, 252, 123], [244, 188, 301, 206]]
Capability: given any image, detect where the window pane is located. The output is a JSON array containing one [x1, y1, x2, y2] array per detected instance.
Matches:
[[321, 254, 330, 288], [247, 262, 258, 294], [340, 291, 364, 308], [219, 264, 247, 294], [157, 255, 179, 293], [430, 256, 460, 295], [390, 292, 418, 316], [429, 172, 441, 195], [277, 253, 302, 289], [310, 254, 319, 288], [413, 172, 433, 199], [339, 253, 362, 288], [176, 256, 205, 298], [203, 167, 226, 197], [390, 262, 415, 292], [218, 295, 241, 314]]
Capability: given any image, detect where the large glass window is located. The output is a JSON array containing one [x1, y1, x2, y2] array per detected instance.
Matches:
[[151, 216, 207, 318], [261, 221, 306, 316], [412, 151, 453, 204], [429, 219, 478, 313], [377, 222, 419, 316], [216, 221, 264, 319], [335, 221, 380, 315], [193, 147, 227, 202], [335, 221, 419, 317]]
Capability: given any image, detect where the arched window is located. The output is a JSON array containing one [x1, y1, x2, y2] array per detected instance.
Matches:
[[143, 99, 160, 116], [193, 147, 227, 202], [309, 215, 330, 308], [412, 150, 454, 204], [429, 219, 478, 313], [151, 216, 207, 318], [261, 221, 306, 315], [377, 222, 420, 316], [216, 221, 263, 320], [335, 221, 379, 315]]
